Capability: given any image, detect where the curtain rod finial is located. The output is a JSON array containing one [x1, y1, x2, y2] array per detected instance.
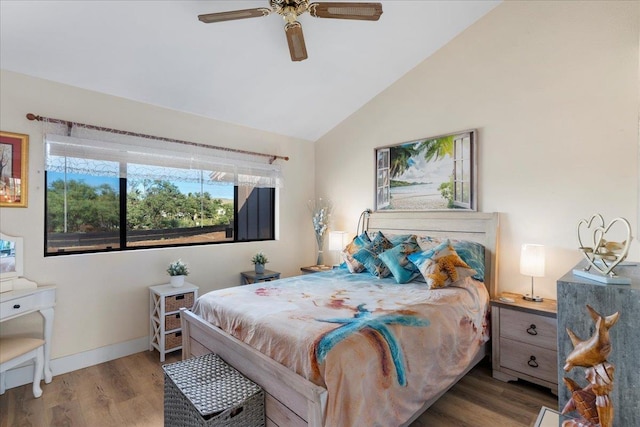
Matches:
[[26, 113, 41, 121]]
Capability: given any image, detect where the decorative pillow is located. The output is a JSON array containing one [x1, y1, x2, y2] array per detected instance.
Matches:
[[408, 240, 477, 289], [342, 232, 371, 273], [417, 236, 485, 282], [452, 240, 485, 282], [416, 236, 443, 251], [385, 233, 414, 247], [378, 235, 421, 284], [352, 231, 394, 278]]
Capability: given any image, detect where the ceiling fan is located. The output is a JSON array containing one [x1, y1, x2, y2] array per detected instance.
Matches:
[[198, 1, 383, 62]]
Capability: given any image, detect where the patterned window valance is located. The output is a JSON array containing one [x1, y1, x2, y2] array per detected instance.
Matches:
[[41, 117, 284, 188]]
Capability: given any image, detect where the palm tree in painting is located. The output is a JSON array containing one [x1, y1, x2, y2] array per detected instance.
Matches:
[[389, 136, 454, 178], [389, 145, 418, 178], [415, 135, 455, 163]]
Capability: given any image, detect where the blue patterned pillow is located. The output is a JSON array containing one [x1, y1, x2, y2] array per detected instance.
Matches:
[[378, 235, 421, 284], [342, 232, 371, 273], [452, 240, 485, 282], [352, 232, 394, 278], [408, 240, 476, 289], [386, 233, 413, 247]]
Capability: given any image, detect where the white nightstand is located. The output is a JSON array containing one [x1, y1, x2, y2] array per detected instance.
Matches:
[[240, 269, 281, 284], [491, 292, 558, 394], [149, 283, 199, 362]]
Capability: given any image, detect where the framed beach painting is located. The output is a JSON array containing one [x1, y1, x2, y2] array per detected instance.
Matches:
[[0, 131, 29, 207], [375, 129, 476, 211]]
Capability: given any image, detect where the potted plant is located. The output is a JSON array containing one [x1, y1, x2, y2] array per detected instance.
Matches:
[[167, 259, 189, 287], [251, 252, 269, 274]]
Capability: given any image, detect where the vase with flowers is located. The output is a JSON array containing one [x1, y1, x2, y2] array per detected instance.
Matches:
[[251, 252, 269, 274], [167, 259, 189, 287], [308, 198, 332, 266]]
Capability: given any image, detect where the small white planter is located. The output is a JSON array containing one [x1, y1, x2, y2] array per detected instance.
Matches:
[[254, 264, 265, 274], [170, 275, 185, 287]]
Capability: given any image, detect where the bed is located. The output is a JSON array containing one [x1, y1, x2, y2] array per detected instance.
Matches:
[[180, 211, 499, 427]]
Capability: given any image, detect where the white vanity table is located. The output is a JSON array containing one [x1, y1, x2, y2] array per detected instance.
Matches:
[[1, 232, 56, 390], [0, 285, 56, 384]]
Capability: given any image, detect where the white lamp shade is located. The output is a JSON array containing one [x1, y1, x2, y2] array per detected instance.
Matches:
[[329, 231, 349, 251], [520, 244, 545, 277]]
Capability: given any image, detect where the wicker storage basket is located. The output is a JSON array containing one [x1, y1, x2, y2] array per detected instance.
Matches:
[[165, 313, 182, 331], [165, 331, 183, 350], [163, 353, 265, 427], [165, 292, 195, 313]]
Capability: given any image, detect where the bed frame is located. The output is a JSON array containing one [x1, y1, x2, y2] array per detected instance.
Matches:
[[181, 211, 499, 427]]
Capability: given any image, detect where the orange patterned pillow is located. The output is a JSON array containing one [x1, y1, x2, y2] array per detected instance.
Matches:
[[407, 240, 476, 289]]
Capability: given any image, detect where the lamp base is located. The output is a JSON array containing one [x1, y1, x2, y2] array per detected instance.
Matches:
[[523, 294, 544, 302]]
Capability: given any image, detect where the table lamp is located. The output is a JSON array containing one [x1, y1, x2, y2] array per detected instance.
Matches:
[[520, 243, 545, 302], [329, 231, 349, 267]]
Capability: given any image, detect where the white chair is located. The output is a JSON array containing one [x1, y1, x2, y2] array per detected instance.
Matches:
[[0, 336, 45, 398]]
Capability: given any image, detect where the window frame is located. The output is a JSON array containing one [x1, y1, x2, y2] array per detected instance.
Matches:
[[452, 133, 472, 210], [44, 170, 276, 257]]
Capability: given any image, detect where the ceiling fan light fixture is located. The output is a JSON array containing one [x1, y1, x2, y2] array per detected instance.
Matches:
[[272, 0, 310, 17]]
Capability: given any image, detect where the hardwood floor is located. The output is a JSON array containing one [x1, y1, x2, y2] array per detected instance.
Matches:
[[0, 351, 557, 426]]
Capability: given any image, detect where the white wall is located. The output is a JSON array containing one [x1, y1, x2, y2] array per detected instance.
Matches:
[[0, 70, 316, 359], [316, 1, 640, 299]]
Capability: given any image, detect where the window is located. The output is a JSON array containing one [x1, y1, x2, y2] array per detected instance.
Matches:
[[44, 126, 280, 256]]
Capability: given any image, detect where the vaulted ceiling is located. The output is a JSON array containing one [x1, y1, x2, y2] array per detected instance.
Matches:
[[0, 1, 500, 141]]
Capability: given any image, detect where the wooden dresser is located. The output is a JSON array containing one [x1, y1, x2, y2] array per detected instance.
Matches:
[[491, 292, 558, 394]]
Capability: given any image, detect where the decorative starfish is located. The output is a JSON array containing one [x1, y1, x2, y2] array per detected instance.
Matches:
[[315, 304, 430, 386]]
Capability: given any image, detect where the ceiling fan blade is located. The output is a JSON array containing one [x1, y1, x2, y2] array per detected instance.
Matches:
[[308, 2, 382, 21], [285, 22, 308, 62], [198, 8, 271, 24]]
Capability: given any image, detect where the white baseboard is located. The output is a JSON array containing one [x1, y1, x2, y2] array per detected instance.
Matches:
[[3, 336, 150, 391]]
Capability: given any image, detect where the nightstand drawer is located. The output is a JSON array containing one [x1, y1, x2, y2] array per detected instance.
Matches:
[[500, 337, 557, 384], [500, 308, 557, 350]]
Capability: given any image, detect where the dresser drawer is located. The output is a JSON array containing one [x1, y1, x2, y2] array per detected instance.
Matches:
[[164, 291, 195, 312], [165, 312, 182, 331], [165, 331, 183, 351], [499, 337, 557, 384], [0, 293, 38, 319], [500, 308, 557, 350]]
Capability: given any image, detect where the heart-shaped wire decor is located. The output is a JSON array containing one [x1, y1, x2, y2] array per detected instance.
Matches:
[[577, 214, 632, 277]]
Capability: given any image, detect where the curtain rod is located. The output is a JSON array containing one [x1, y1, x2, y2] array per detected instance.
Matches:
[[26, 113, 289, 163]]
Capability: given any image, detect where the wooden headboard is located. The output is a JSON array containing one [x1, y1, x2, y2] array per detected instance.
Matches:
[[367, 211, 500, 297]]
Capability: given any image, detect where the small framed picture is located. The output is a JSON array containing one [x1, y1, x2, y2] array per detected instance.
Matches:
[[0, 131, 29, 207]]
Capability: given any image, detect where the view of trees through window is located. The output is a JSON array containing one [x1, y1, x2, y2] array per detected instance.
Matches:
[[45, 159, 270, 255]]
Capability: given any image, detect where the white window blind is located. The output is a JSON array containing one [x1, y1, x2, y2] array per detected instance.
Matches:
[[44, 121, 283, 188]]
